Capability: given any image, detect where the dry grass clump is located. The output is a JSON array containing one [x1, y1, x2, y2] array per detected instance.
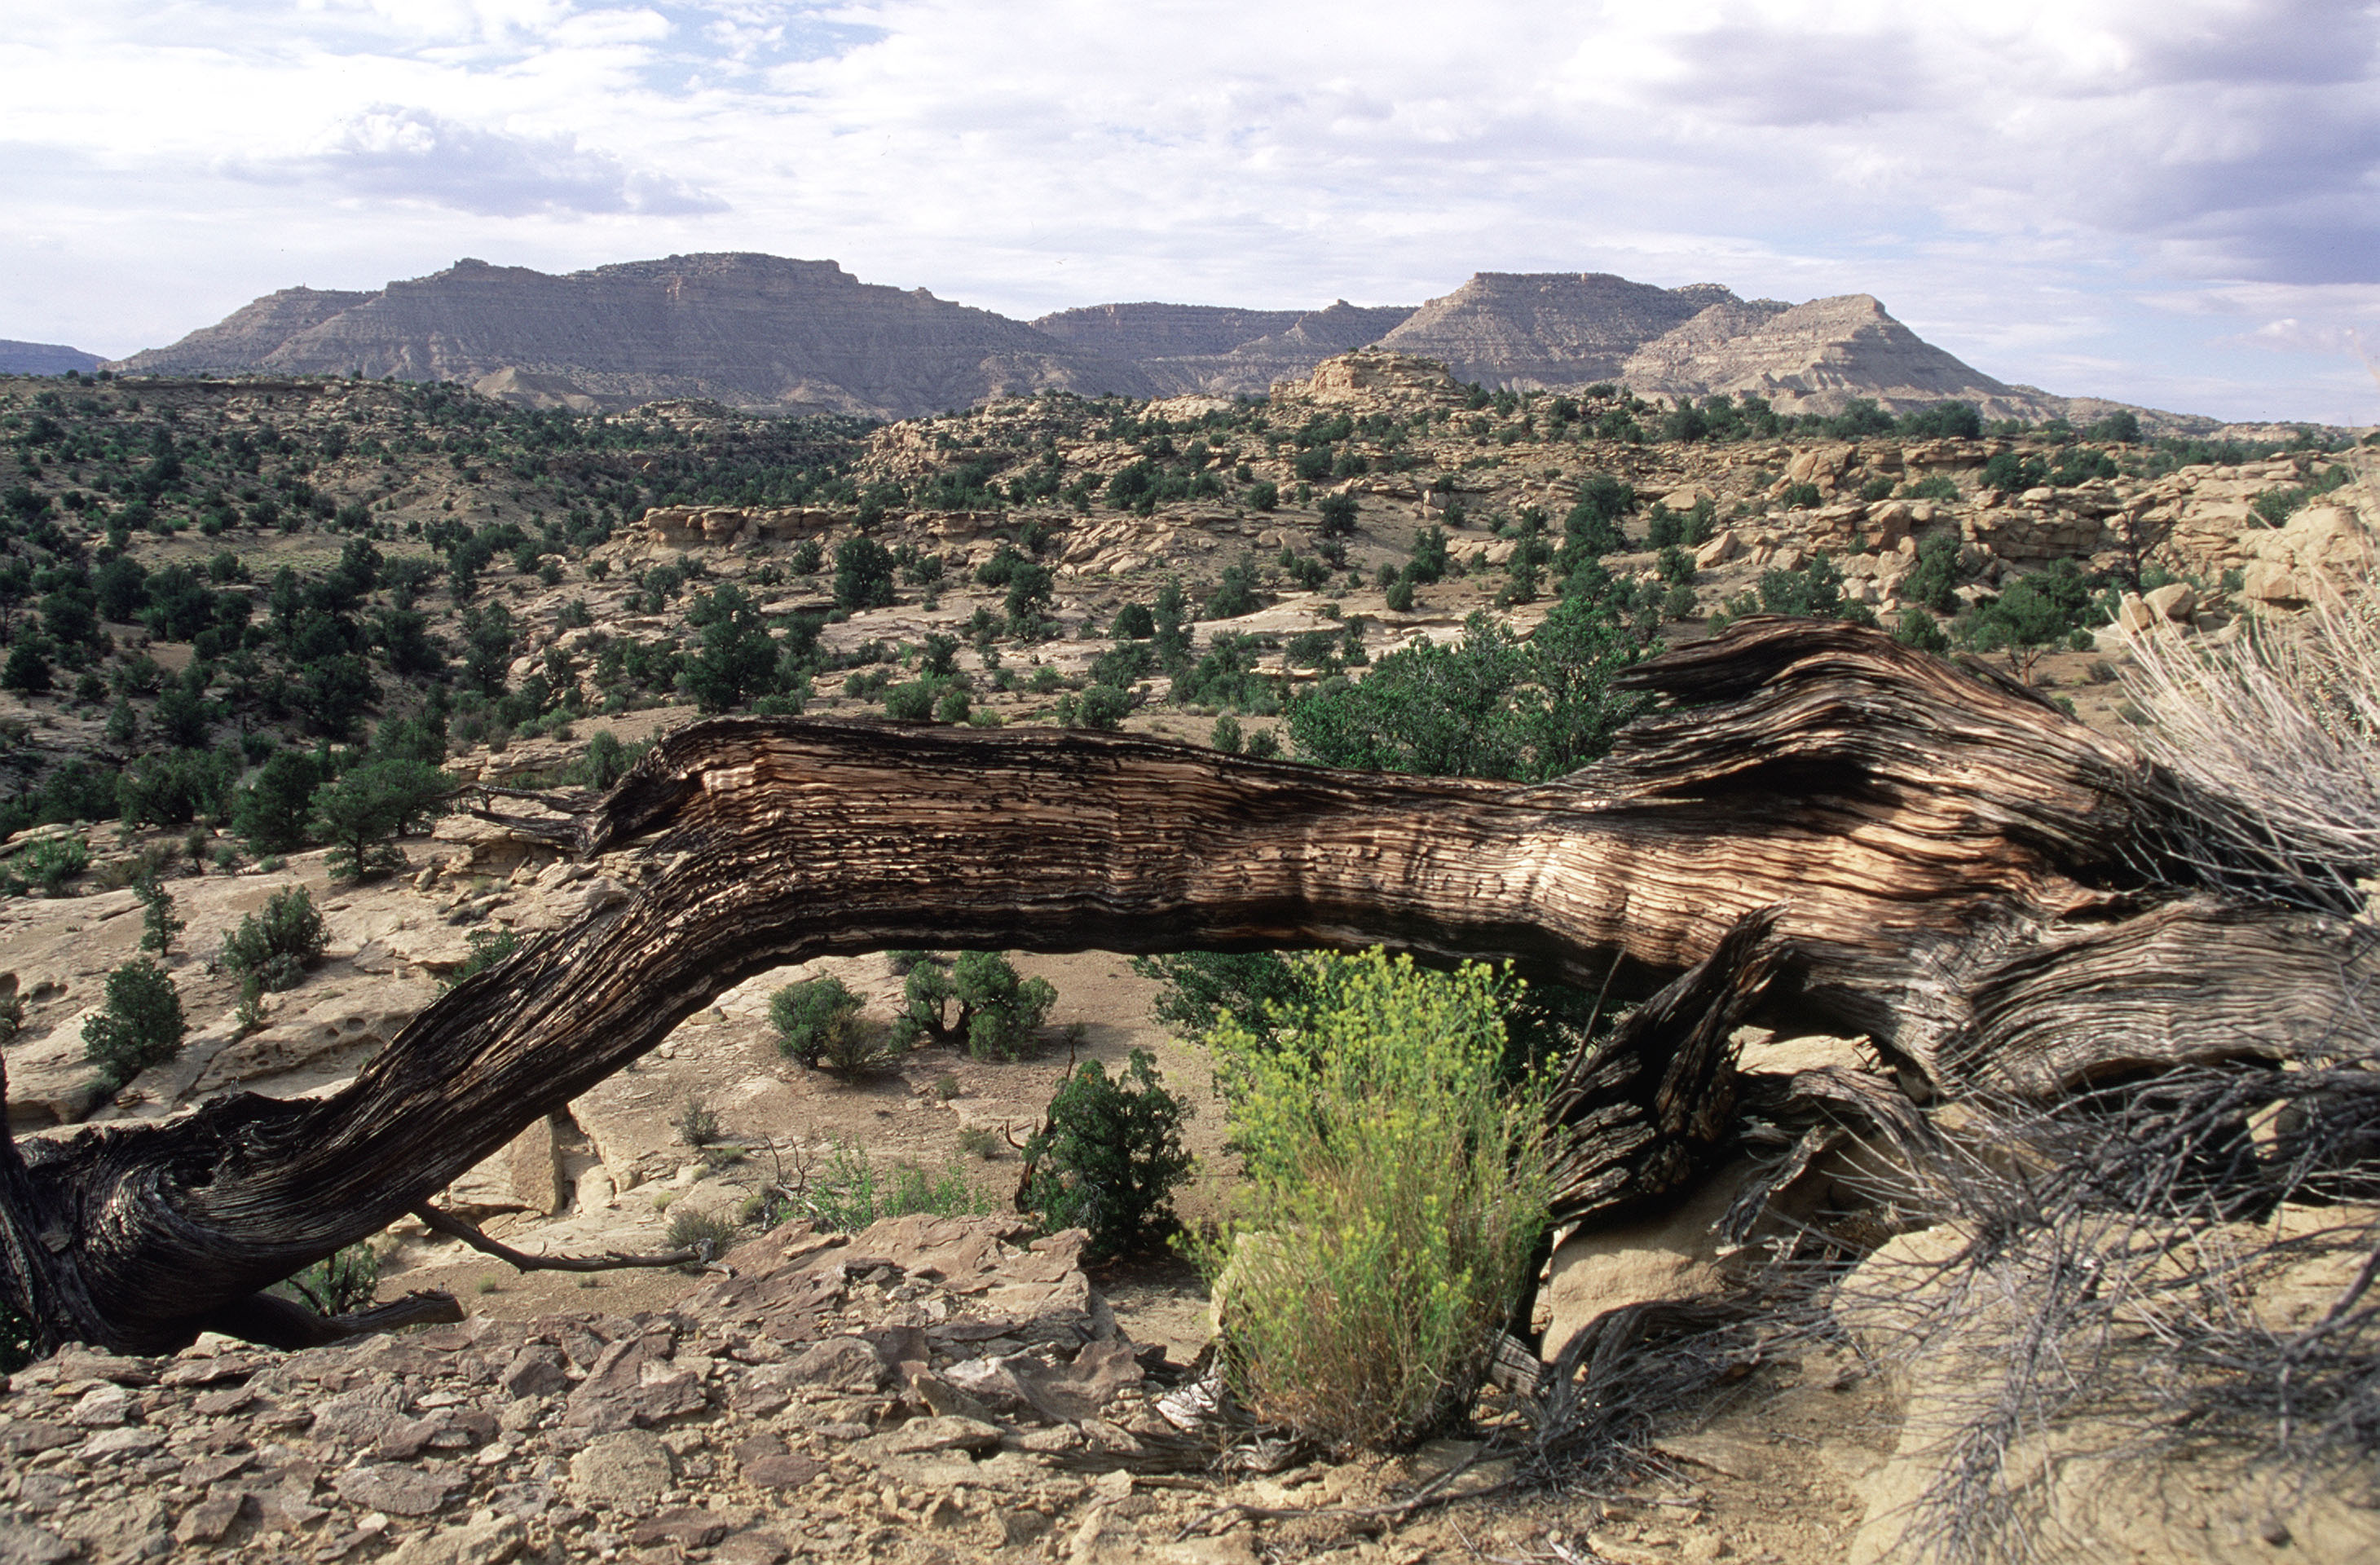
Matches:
[[1834, 1055, 2380, 1564], [2119, 570, 2380, 912]]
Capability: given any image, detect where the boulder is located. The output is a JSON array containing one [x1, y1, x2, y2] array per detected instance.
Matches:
[[2238, 559, 2305, 606], [567, 1429, 676, 1508], [444, 1113, 567, 1219], [2144, 581, 2197, 623], [1539, 1162, 1748, 1364], [1694, 530, 1742, 568]]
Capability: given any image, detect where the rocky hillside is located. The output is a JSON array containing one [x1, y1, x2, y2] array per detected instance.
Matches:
[[109, 253, 2194, 426], [111, 257, 1154, 421]]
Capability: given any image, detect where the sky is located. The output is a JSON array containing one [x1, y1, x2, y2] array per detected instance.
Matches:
[[2, 0, 2376, 424]]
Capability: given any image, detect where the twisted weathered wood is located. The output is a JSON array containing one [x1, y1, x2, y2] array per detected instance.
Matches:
[[1, 619, 2365, 1354]]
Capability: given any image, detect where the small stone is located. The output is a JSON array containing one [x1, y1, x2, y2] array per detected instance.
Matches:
[[79, 1426, 167, 1461], [174, 1494, 253, 1545], [181, 1452, 255, 1487], [69, 1384, 131, 1426], [629, 1510, 729, 1550], [332, 1463, 465, 1518], [875, 1414, 1003, 1456], [741, 1455, 821, 1490], [498, 1347, 571, 1401], [781, 1336, 884, 1392], [0, 1522, 80, 1563], [0, 1420, 82, 1457], [995, 1509, 1051, 1548], [712, 1532, 791, 1565], [566, 1429, 675, 1507]]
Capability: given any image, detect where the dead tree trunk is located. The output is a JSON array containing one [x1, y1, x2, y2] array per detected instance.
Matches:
[[1, 619, 2367, 1356]]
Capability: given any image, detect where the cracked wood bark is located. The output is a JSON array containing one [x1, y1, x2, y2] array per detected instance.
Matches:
[[2, 619, 2367, 1356]]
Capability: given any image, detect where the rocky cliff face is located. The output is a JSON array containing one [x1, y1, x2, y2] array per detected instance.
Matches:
[[111, 256, 1153, 420], [1029, 302, 1311, 359], [112, 287, 373, 377], [1377, 272, 1739, 386]]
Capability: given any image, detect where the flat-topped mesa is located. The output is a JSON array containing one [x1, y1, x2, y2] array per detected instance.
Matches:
[[109, 253, 1156, 420], [1377, 271, 1737, 387]]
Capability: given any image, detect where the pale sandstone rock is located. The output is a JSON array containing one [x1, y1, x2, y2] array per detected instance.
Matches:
[[2144, 581, 2197, 622], [1540, 1165, 1748, 1363], [1693, 530, 1742, 568]]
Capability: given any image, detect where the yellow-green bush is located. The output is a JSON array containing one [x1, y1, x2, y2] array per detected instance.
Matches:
[[1197, 950, 1555, 1453]]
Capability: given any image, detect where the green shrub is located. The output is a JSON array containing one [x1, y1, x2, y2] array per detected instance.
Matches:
[[1897, 400, 1983, 440], [134, 872, 182, 956], [312, 756, 449, 883], [284, 1244, 379, 1316], [674, 1095, 723, 1146], [0, 1296, 33, 1373], [1197, 950, 1555, 1453], [894, 951, 1058, 1058], [444, 925, 520, 987], [1898, 474, 1961, 502], [231, 749, 321, 854], [1060, 683, 1130, 730], [799, 1141, 1001, 1232], [769, 975, 866, 1068], [584, 730, 630, 790], [1777, 480, 1823, 510], [881, 680, 937, 721], [1022, 1048, 1192, 1259], [1210, 713, 1244, 754], [1982, 450, 2050, 494], [13, 835, 88, 897], [220, 885, 326, 994], [953, 951, 1056, 1059], [667, 1209, 739, 1264], [82, 956, 187, 1087]]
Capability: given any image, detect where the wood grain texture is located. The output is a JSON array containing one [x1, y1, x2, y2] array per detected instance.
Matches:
[[2, 618, 2364, 1354]]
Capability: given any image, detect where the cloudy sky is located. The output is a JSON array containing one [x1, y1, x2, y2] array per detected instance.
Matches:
[[2, 0, 2375, 422]]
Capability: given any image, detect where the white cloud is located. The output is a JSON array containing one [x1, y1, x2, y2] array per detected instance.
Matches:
[[236, 104, 727, 217]]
